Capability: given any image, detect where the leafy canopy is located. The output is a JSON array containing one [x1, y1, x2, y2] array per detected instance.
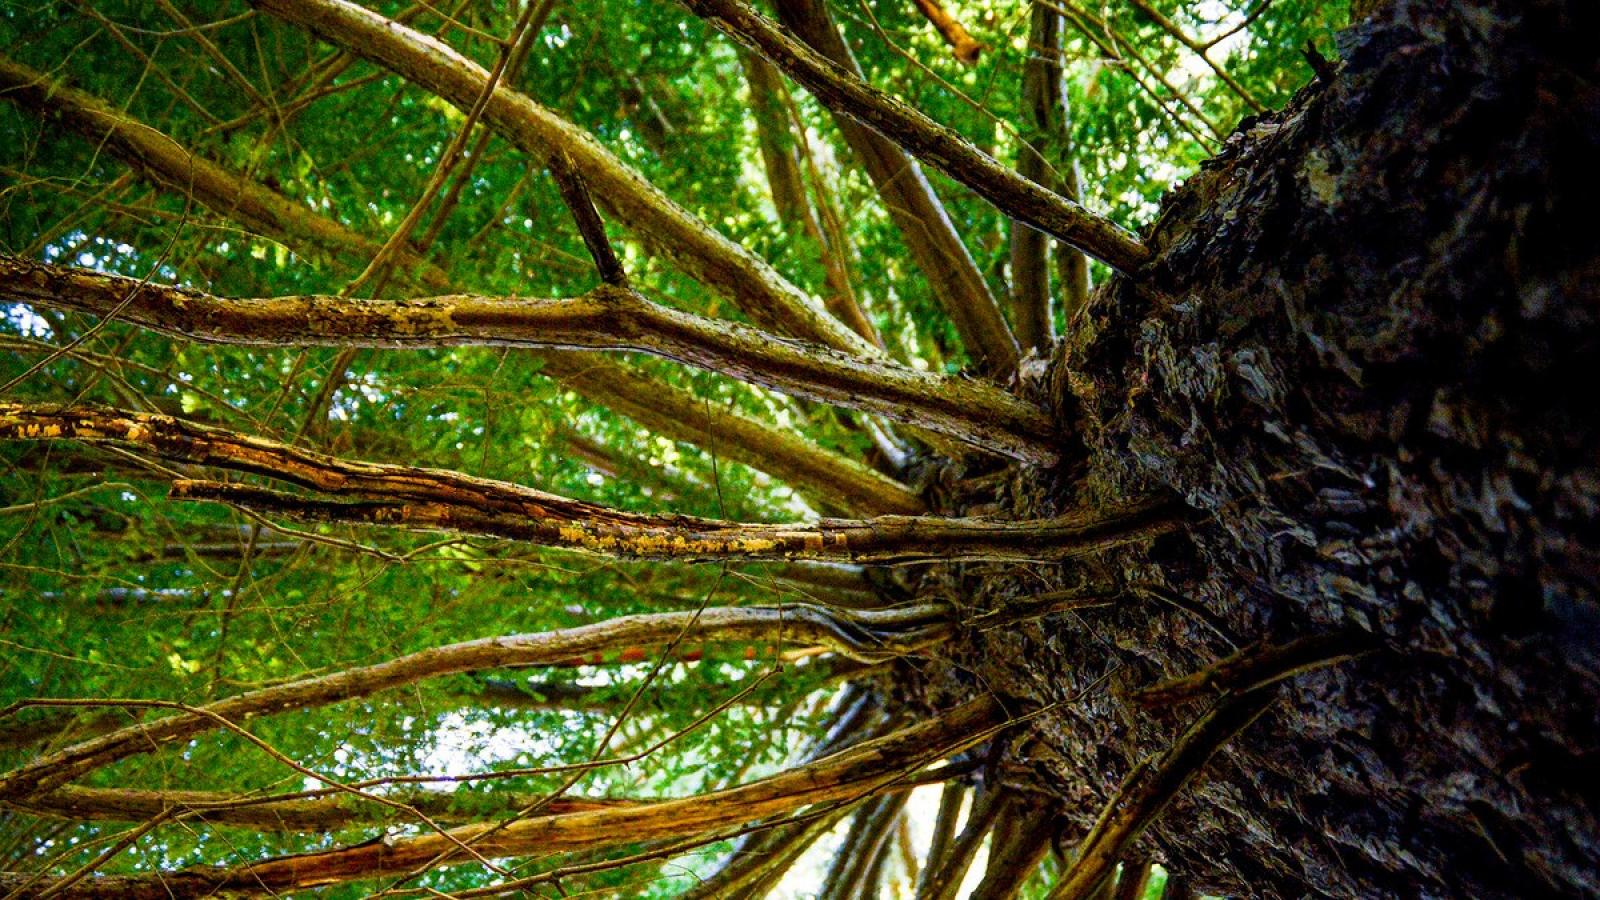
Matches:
[[0, 0, 1344, 895]]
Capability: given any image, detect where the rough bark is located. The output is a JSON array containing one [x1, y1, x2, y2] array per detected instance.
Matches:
[[923, 1, 1600, 896]]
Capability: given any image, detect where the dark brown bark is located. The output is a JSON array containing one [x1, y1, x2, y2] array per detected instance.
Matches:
[[920, 2, 1600, 897]]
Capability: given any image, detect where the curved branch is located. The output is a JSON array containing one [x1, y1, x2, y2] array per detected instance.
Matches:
[[0, 404, 1184, 563], [249, 0, 876, 357], [775, 0, 1018, 376], [1, 698, 1006, 898], [0, 55, 923, 515], [10, 785, 632, 832], [1046, 688, 1280, 899], [909, 0, 986, 64], [677, 0, 1151, 273], [0, 601, 949, 804], [0, 56, 450, 293], [0, 257, 1057, 462]]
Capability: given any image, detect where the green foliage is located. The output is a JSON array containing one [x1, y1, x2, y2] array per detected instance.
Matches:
[[0, 0, 1347, 893]]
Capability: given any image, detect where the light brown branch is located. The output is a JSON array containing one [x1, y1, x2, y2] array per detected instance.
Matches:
[[908, 0, 985, 64], [251, 0, 877, 357], [916, 782, 1006, 900], [10, 785, 632, 832], [968, 793, 1056, 900], [0, 56, 448, 293], [680, 0, 1150, 273], [776, 0, 1020, 376], [0, 404, 1183, 563], [0, 257, 1056, 462], [0, 698, 1006, 898], [0, 601, 949, 804], [0, 54, 922, 515]]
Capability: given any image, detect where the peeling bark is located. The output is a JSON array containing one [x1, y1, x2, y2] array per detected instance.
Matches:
[[0, 404, 1180, 563], [928, 2, 1600, 896]]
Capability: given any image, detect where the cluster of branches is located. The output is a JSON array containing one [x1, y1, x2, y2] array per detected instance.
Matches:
[[0, 0, 1338, 896]]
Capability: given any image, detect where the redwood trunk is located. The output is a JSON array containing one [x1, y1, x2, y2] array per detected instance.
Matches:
[[920, 1, 1599, 896]]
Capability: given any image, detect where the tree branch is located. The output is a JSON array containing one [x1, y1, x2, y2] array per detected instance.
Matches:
[[679, 0, 1151, 273], [908, 0, 986, 64], [967, 792, 1056, 900], [776, 0, 1019, 376], [1, 698, 1006, 898], [1127, 630, 1378, 708], [0, 404, 1183, 563], [545, 152, 628, 287], [0, 54, 923, 515], [0, 56, 450, 294], [10, 785, 633, 832], [0, 256, 1057, 462], [1046, 688, 1281, 899], [739, 49, 882, 347], [250, 0, 878, 357], [0, 601, 951, 804]]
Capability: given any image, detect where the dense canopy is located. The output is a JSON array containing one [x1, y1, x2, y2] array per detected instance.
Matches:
[[0, 0, 1381, 897]]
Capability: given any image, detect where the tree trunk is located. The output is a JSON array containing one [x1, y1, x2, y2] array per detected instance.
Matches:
[[920, 1, 1600, 896]]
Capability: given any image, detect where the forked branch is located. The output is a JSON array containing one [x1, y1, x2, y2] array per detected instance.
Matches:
[[250, 0, 878, 356], [0, 54, 923, 515], [0, 256, 1058, 462], [678, 0, 1151, 272]]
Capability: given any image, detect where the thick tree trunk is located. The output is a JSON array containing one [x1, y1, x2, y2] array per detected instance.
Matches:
[[921, 1, 1599, 897]]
